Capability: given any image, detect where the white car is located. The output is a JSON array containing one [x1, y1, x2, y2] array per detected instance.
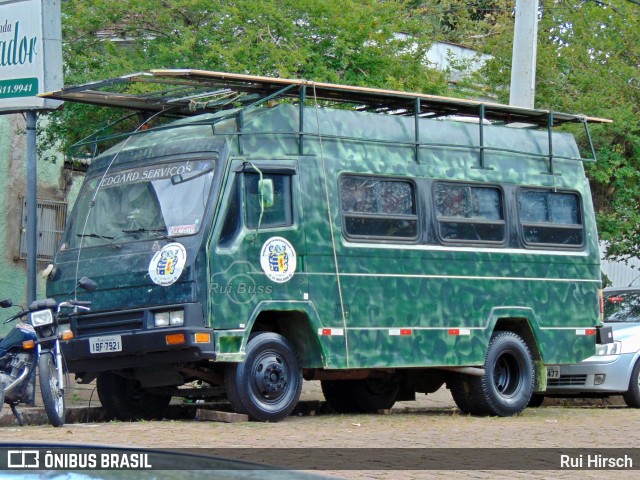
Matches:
[[534, 287, 640, 407]]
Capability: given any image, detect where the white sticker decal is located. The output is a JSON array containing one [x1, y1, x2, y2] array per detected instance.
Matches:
[[260, 237, 297, 284], [168, 224, 197, 236], [148, 243, 187, 286]]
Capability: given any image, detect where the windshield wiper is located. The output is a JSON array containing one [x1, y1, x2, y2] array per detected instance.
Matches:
[[171, 166, 214, 185], [76, 232, 121, 249], [122, 227, 175, 242]]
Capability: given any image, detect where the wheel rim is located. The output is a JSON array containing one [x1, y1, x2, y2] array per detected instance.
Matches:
[[124, 380, 149, 404], [492, 350, 522, 398], [249, 349, 290, 406]]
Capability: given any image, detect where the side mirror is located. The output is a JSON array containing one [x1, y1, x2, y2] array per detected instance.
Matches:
[[78, 277, 98, 293], [258, 179, 274, 209], [0, 299, 12, 309]]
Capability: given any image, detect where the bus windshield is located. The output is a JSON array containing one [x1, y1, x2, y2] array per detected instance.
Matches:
[[63, 159, 215, 249]]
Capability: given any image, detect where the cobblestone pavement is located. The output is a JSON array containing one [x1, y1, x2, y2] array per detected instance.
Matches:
[[0, 382, 637, 480]]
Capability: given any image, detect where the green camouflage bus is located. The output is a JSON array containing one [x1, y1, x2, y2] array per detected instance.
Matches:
[[42, 70, 609, 421]]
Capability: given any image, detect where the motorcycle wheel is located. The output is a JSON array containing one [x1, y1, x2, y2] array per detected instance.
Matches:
[[39, 352, 65, 427]]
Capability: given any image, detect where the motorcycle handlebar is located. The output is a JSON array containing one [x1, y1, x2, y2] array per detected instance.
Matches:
[[58, 300, 92, 311], [4, 298, 93, 323], [3, 310, 29, 324], [70, 300, 92, 307]]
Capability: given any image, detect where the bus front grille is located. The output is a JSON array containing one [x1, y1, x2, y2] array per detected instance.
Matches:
[[75, 312, 144, 336]]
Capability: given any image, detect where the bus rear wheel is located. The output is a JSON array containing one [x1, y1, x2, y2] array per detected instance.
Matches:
[[449, 331, 534, 417], [321, 378, 399, 413], [224, 332, 302, 422]]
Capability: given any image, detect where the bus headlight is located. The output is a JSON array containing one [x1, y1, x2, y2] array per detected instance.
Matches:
[[154, 312, 170, 327], [154, 310, 184, 327], [169, 310, 184, 326]]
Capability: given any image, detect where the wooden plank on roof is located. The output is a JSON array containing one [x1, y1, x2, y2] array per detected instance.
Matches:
[[39, 68, 613, 125]]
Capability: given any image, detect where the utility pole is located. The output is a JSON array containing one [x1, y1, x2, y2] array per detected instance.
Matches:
[[509, 0, 539, 109], [26, 111, 38, 304]]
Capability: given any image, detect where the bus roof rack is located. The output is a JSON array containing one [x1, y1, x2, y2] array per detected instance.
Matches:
[[40, 69, 611, 127]]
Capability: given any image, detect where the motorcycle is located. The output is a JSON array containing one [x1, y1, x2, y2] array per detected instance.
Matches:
[[0, 277, 96, 427]]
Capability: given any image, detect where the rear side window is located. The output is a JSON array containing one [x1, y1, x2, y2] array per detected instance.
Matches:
[[340, 176, 418, 240], [434, 183, 505, 243], [518, 189, 583, 247]]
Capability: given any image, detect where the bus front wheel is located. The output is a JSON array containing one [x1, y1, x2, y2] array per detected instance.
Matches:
[[224, 332, 302, 422], [449, 331, 534, 417], [97, 371, 171, 421]]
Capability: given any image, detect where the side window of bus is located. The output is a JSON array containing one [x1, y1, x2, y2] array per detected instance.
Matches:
[[244, 173, 293, 228], [518, 189, 583, 247], [434, 183, 505, 243], [339, 175, 418, 240]]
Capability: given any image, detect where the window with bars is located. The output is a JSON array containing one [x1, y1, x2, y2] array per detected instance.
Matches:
[[434, 182, 505, 244], [518, 189, 583, 247], [18, 198, 68, 261], [339, 175, 418, 240]]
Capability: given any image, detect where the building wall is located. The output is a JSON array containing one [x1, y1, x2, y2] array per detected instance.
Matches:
[[600, 243, 640, 288], [426, 41, 490, 83], [0, 113, 83, 335], [0, 115, 27, 320]]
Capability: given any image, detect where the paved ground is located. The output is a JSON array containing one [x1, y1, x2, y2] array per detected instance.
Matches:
[[0, 381, 637, 479]]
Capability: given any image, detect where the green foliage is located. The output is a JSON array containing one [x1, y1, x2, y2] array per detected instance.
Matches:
[[45, 0, 454, 158], [45, 1, 639, 259], [470, 0, 640, 261]]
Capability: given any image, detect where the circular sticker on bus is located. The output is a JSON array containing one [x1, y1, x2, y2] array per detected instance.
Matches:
[[260, 237, 297, 284], [148, 243, 187, 286]]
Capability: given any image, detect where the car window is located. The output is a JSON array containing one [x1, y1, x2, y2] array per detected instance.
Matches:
[[604, 291, 640, 323]]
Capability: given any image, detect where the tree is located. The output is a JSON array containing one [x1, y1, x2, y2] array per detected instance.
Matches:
[[43, 0, 451, 159], [468, 0, 640, 261]]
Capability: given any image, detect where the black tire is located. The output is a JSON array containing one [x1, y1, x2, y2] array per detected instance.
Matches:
[[321, 378, 399, 413], [97, 371, 171, 421], [622, 360, 640, 408], [224, 332, 302, 422], [528, 393, 545, 408], [38, 352, 66, 427], [448, 331, 534, 417], [447, 373, 484, 415]]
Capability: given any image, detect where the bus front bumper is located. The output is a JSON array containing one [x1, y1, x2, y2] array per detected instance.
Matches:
[[61, 327, 217, 373]]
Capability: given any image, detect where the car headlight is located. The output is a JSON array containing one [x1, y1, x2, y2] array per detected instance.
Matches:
[[595, 341, 621, 356], [154, 310, 184, 327], [30, 309, 54, 327]]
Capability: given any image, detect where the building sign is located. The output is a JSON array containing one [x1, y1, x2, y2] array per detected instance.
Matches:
[[0, 0, 62, 112]]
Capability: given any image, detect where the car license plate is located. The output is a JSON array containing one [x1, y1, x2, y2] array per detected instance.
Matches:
[[547, 365, 560, 379], [89, 335, 122, 354]]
